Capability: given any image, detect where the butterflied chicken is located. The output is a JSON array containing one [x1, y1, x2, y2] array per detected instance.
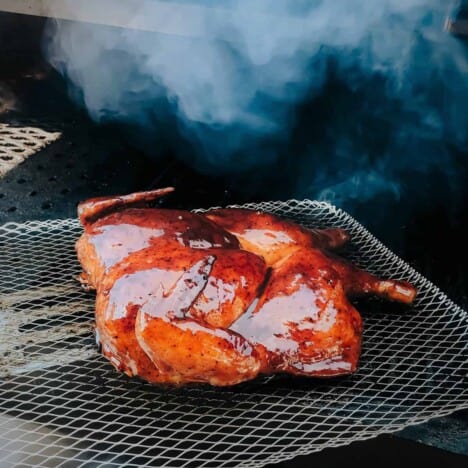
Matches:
[[76, 188, 416, 386]]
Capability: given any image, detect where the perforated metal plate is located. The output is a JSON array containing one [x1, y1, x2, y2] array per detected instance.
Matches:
[[0, 200, 467, 467]]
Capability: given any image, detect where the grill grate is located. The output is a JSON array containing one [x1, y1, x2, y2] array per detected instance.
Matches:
[[0, 122, 61, 177], [0, 200, 467, 467]]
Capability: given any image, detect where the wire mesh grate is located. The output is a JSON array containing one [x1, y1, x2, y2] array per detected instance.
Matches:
[[0, 122, 61, 177], [0, 199, 467, 467]]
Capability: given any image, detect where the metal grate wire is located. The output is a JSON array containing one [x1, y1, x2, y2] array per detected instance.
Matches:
[[0, 199, 467, 467], [0, 122, 61, 177]]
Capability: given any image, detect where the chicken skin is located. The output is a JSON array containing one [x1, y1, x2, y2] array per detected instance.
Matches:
[[76, 188, 416, 386]]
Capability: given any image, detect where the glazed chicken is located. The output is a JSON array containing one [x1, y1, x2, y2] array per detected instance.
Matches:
[[76, 188, 416, 386]]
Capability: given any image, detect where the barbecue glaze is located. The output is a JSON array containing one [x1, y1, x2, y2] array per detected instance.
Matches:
[[76, 188, 416, 386]]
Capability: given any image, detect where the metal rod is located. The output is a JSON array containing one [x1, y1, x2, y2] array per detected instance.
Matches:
[[0, 0, 306, 38], [445, 17, 468, 37], [0, 0, 219, 36]]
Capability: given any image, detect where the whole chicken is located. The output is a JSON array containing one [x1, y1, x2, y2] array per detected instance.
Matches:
[[76, 188, 416, 386]]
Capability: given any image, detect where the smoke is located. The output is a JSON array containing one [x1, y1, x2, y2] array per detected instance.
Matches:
[[44, 0, 468, 219]]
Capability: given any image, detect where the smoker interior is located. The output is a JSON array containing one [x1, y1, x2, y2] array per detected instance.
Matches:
[[0, 10, 467, 466]]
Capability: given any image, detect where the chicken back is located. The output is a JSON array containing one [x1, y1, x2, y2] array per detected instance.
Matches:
[[76, 188, 416, 386]]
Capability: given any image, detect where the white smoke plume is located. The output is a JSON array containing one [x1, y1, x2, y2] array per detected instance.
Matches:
[[44, 0, 467, 207]]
